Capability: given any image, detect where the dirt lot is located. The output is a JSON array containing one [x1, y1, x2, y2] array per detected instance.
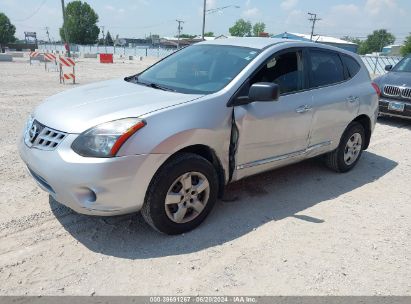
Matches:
[[0, 56, 410, 296]]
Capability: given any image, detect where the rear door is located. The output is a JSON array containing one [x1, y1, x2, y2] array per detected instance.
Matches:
[[307, 48, 360, 151]]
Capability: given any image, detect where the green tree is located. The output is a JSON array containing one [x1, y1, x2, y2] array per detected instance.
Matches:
[[178, 34, 196, 39], [400, 34, 411, 56], [59, 1, 100, 44], [105, 31, 113, 46], [229, 19, 252, 37], [0, 12, 16, 52], [253, 22, 266, 37], [341, 36, 365, 54], [204, 32, 214, 37], [358, 29, 396, 55]]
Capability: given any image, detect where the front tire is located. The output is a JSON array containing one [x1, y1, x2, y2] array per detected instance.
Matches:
[[325, 122, 365, 173], [141, 153, 218, 235]]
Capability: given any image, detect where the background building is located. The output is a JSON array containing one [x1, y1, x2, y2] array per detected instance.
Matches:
[[382, 44, 403, 56]]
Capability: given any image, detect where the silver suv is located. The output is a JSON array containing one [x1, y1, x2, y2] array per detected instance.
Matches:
[[19, 38, 379, 234]]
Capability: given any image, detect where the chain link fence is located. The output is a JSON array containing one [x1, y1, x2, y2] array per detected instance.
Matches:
[[360, 55, 402, 77], [38, 43, 176, 58]]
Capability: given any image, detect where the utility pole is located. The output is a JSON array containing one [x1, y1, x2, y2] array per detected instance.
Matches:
[[176, 20, 184, 49], [60, 0, 70, 57], [202, 2, 239, 41], [202, 0, 206, 40], [308, 12, 321, 41], [100, 25, 107, 53], [45, 26, 51, 43]]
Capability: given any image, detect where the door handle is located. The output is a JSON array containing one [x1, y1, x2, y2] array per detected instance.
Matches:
[[296, 105, 313, 113]]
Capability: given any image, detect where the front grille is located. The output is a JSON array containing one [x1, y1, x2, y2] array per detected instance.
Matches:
[[384, 85, 401, 97], [403, 88, 411, 99], [25, 120, 67, 151], [383, 85, 411, 100]]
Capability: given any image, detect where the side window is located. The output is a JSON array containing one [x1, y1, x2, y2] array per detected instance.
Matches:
[[250, 51, 304, 95], [309, 50, 345, 88], [342, 55, 361, 79]]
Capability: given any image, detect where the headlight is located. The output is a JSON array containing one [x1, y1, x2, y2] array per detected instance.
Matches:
[[71, 118, 146, 158], [24, 115, 34, 134]]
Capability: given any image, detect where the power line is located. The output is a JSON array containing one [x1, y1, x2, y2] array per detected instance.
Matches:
[[14, 0, 48, 22]]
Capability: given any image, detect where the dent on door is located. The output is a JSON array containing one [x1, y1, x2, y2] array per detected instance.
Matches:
[[230, 92, 314, 181]]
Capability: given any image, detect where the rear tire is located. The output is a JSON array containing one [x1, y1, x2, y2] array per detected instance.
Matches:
[[325, 122, 365, 173], [141, 153, 218, 235]]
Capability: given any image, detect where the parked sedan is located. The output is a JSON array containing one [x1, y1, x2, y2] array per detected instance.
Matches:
[[375, 55, 411, 119], [19, 38, 379, 234]]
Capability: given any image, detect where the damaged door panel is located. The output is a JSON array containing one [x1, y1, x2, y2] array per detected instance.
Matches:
[[230, 92, 313, 181]]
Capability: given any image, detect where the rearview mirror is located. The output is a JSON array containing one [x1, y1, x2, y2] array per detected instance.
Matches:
[[385, 65, 393, 71], [248, 82, 280, 103]]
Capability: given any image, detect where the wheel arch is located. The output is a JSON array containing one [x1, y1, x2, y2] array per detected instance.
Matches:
[[352, 114, 372, 150], [155, 144, 226, 198]]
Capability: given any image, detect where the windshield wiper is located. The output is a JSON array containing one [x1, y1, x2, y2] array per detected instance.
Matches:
[[148, 82, 176, 92], [132, 76, 175, 92]]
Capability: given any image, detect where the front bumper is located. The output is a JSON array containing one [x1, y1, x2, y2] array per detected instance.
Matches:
[[379, 98, 411, 119], [19, 134, 170, 216]]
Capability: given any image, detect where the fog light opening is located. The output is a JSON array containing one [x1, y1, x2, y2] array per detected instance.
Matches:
[[77, 187, 97, 204]]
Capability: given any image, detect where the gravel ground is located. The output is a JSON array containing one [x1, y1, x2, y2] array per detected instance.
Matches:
[[0, 56, 410, 296]]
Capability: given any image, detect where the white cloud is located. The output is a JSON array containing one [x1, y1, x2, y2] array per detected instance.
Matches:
[[243, 7, 260, 18], [104, 4, 125, 14], [281, 0, 298, 11], [131, 0, 149, 9], [104, 5, 115, 11], [331, 4, 361, 15], [207, 0, 217, 10], [284, 9, 305, 26], [365, 0, 397, 16]]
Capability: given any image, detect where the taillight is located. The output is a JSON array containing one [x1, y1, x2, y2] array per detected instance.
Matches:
[[372, 82, 381, 97]]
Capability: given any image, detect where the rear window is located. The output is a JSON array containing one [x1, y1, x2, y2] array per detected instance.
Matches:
[[342, 55, 361, 79], [309, 50, 345, 88]]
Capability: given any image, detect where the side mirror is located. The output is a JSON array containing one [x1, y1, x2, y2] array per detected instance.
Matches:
[[385, 65, 393, 71], [248, 82, 280, 103]]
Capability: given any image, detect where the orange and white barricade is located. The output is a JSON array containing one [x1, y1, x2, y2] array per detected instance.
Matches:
[[59, 56, 76, 84], [29, 51, 41, 65], [44, 53, 58, 71]]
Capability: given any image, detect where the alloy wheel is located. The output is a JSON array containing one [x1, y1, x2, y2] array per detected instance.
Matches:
[[344, 133, 362, 165], [165, 172, 210, 224]]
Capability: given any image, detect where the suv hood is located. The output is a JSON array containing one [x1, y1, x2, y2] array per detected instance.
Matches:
[[34, 78, 202, 133], [378, 72, 411, 87]]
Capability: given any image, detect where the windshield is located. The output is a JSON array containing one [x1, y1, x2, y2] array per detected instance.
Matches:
[[135, 44, 260, 94], [393, 56, 411, 72]]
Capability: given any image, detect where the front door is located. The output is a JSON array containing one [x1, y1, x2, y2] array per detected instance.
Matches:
[[233, 49, 313, 180]]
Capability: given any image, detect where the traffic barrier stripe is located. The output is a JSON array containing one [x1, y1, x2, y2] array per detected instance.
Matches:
[[61, 73, 75, 80], [44, 53, 57, 61], [59, 57, 75, 67], [30, 52, 40, 57]]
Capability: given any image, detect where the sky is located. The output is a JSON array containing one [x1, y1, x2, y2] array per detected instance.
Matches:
[[0, 0, 410, 43]]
